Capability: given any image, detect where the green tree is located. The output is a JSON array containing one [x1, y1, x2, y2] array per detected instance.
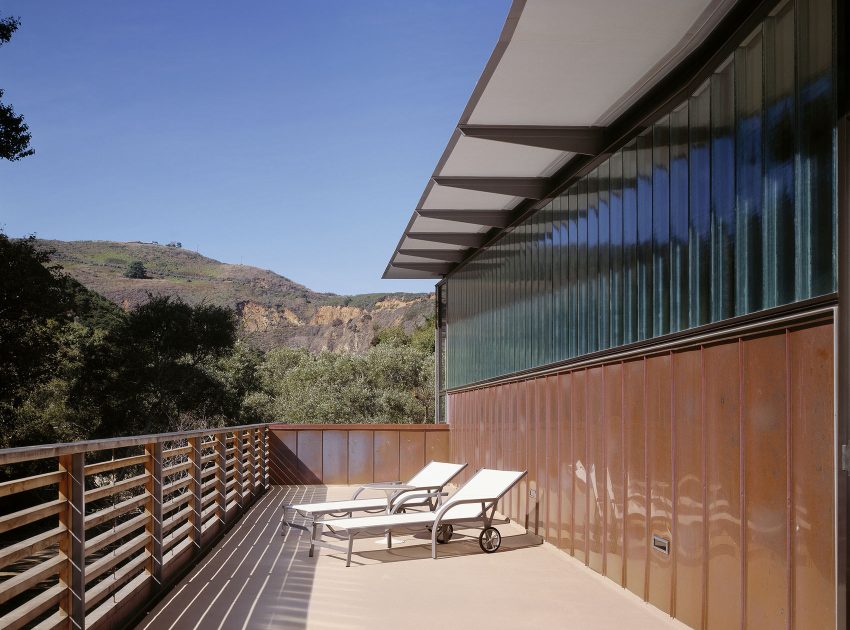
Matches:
[[124, 261, 148, 279], [0, 15, 34, 161]]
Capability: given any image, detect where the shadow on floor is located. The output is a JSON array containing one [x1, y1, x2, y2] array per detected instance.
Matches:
[[135, 485, 326, 630]]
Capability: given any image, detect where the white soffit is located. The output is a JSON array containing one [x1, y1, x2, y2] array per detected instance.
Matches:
[[384, 0, 738, 280], [439, 136, 568, 177]]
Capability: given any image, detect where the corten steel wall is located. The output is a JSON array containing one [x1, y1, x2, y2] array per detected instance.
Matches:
[[268, 424, 450, 485], [449, 316, 835, 630]]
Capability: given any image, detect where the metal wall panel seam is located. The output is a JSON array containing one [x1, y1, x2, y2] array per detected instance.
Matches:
[[602, 366, 608, 577], [701, 345, 709, 630], [738, 338, 746, 630], [643, 356, 650, 601], [785, 328, 793, 630], [621, 360, 628, 588], [671, 349, 678, 618]]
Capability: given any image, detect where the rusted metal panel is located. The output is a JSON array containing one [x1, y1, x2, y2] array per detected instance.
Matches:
[[743, 333, 790, 629], [268, 429, 298, 485], [558, 372, 573, 553], [374, 431, 400, 482], [517, 381, 529, 529], [572, 369, 588, 564], [604, 362, 624, 585], [296, 431, 322, 484], [790, 322, 835, 629], [399, 431, 425, 481], [704, 341, 742, 630], [322, 431, 348, 484], [587, 366, 605, 573], [646, 353, 673, 614], [347, 431, 374, 485], [623, 358, 646, 598], [672, 348, 703, 628], [526, 379, 541, 536], [425, 429, 450, 465], [547, 375, 560, 543]]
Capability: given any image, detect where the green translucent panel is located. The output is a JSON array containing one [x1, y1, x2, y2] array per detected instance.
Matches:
[[735, 30, 764, 315], [443, 0, 836, 389], [670, 104, 689, 333], [652, 118, 671, 337]]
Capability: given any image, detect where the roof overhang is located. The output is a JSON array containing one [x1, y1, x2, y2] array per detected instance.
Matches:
[[384, 0, 740, 280]]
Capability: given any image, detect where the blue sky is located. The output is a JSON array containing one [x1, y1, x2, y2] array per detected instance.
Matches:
[[0, 1, 509, 294]]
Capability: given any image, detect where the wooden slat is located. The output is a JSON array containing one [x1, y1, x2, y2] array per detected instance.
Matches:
[[163, 505, 191, 535], [85, 513, 148, 556], [0, 471, 64, 498], [84, 551, 149, 611], [84, 454, 148, 476], [85, 532, 149, 584], [0, 553, 65, 606], [31, 610, 68, 630], [162, 444, 192, 458], [0, 583, 63, 630], [0, 526, 65, 570], [162, 490, 192, 514], [85, 473, 148, 502], [162, 460, 192, 477], [162, 521, 192, 553], [162, 476, 191, 496], [0, 499, 64, 534], [85, 493, 148, 529]]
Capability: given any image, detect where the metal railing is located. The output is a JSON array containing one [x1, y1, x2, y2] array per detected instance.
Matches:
[[0, 423, 269, 630]]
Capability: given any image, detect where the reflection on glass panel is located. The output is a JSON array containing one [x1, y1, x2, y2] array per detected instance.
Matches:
[[711, 58, 736, 322], [587, 170, 600, 353], [764, 0, 795, 308], [670, 104, 689, 332], [653, 118, 671, 337], [637, 132, 654, 341], [623, 142, 639, 345], [797, 0, 835, 298], [609, 153, 625, 346], [690, 82, 712, 328], [568, 189, 578, 359], [577, 180, 589, 356], [544, 202, 554, 364], [598, 161, 611, 350], [736, 29, 764, 316]]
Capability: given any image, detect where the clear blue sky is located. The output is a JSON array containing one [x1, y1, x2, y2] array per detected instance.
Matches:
[[0, 1, 509, 294]]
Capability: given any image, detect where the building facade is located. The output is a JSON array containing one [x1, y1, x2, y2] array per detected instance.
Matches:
[[386, 0, 847, 628]]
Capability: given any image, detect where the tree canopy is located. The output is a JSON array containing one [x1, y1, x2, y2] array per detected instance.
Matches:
[[0, 15, 34, 161]]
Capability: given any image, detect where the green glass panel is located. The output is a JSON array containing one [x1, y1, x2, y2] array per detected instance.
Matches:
[[670, 103, 689, 333], [609, 152, 625, 346], [653, 118, 671, 337], [689, 82, 711, 328], [637, 132, 653, 341], [598, 161, 611, 350]]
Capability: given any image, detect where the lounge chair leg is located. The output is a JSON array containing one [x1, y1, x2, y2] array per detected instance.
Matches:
[[310, 522, 320, 557], [387, 530, 392, 549], [346, 534, 354, 567], [431, 527, 438, 559]]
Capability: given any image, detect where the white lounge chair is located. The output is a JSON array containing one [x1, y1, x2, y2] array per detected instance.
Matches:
[[285, 461, 467, 530], [311, 468, 526, 567]]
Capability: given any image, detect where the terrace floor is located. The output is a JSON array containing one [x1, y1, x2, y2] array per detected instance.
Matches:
[[135, 486, 688, 630]]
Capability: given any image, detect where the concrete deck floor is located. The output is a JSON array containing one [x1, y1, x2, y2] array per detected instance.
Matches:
[[135, 486, 688, 630]]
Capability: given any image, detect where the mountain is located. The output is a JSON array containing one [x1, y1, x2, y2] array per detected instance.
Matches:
[[36, 240, 434, 353]]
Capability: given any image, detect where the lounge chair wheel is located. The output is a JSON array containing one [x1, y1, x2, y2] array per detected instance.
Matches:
[[479, 527, 501, 553], [436, 524, 453, 544]]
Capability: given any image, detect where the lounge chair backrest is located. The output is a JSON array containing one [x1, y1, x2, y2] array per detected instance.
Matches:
[[440, 469, 525, 520], [406, 461, 466, 488]]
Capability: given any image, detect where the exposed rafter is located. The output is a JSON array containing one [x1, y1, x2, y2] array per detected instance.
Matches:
[[398, 249, 468, 262], [405, 232, 488, 247], [432, 176, 550, 199], [416, 209, 512, 227], [458, 124, 607, 155]]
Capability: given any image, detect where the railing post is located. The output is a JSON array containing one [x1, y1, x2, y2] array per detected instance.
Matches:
[[144, 442, 163, 588], [215, 432, 227, 525], [259, 426, 268, 491], [234, 430, 244, 511], [247, 429, 256, 502], [59, 453, 86, 629], [189, 437, 203, 551]]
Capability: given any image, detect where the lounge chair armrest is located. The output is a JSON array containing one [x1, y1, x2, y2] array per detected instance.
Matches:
[[433, 497, 499, 525], [389, 490, 447, 513]]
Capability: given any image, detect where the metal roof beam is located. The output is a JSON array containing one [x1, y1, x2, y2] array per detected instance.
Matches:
[[398, 249, 468, 262], [432, 176, 550, 200], [458, 124, 607, 155], [391, 262, 451, 275], [416, 209, 512, 227], [405, 232, 488, 247]]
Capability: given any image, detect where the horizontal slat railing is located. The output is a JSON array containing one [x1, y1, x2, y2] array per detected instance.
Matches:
[[0, 423, 269, 630]]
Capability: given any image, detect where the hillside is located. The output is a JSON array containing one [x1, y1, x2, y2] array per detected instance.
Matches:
[[36, 240, 434, 353]]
